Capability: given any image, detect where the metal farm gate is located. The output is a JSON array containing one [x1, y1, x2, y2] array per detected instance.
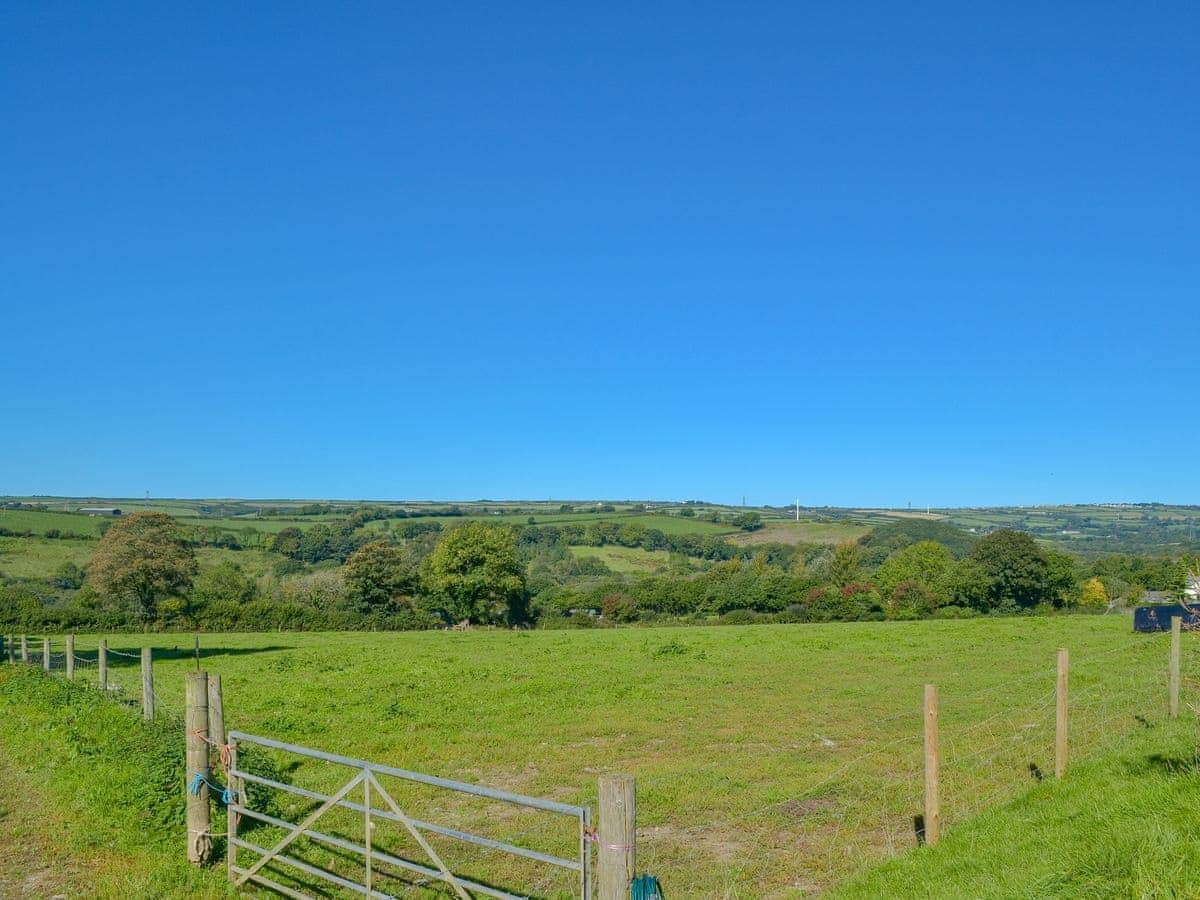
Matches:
[[227, 731, 592, 899]]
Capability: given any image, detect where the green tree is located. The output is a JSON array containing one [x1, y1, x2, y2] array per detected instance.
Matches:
[[270, 526, 303, 557], [874, 541, 953, 610], [191, 561, 257, 607], [968, 529, 1058, 611], [86, 511, 197, 622], [51, 561, 85, 590], [732, 511, 763, 532], [830, 541, 862, 589], [344, 540, 418, 611], [421, 523, 527, 624]]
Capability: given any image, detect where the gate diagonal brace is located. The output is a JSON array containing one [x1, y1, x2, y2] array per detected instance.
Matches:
[[366, 771, 471, 900], [235, 770, 367, 887]]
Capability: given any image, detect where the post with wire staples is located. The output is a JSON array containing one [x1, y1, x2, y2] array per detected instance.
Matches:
[[1056, 648, 1069, 778], [42, 638, 51, 672], [185, 671, 212, 864], [598, 774, 636, 900], [142, 646, 154, 721], [20, 635, 28, 664], [66, 635, 75, 680], [923, 684, 940, 846], [1170, 616, 1182, 719], [99, 640, 108, 692]]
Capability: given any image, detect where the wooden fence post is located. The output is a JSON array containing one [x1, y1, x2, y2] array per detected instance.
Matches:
[[923, 684, 940, 846], [99, 639, 108, 692], [5, 635, 12, 664], [186, 671, 212, 864], [1055, 648, 1069, 778], [1170, 616, 1181, 719], [142, 646, 155, 721], [20, 635, 28, 663], [207, 674, 225, 748], [66, 635, 75, 680], [598, 774, 636, 900], [42, 638, 51, 672]]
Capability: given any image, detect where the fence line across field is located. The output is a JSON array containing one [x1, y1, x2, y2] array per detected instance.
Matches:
[[1, 625, 1189, 897]]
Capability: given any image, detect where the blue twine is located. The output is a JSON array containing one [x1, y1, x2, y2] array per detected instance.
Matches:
[[188, 771, 236, 805]]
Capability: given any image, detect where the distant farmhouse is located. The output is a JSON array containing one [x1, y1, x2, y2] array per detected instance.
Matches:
[[78, 507, 122, 516]]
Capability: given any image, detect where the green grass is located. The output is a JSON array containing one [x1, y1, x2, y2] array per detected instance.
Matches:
[[0, 508, 106, 536], [0, 538, 272, 581], [0, 535, 94, 578], [567, 544, 672, 573], [29, 616, 1182, 896], [0, 666, 232, 897], [835, 718, 1200, 898], [175, 516, 315, 534]]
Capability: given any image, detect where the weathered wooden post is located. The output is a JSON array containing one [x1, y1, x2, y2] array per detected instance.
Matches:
[[207, 674, 225, 748], [42, 638, 51, 672], [5, 635, 12, 664], [142, 646, 154, 721], [99, 639, 108, 692], [923, 684, 940, 846], [1170, 616, 1182, 719], [20, 635, 28, 663], [598, 774, 636, 900], [1055, 648, 1069, 778], [66, 635, 75, 680], [186, 671, 212, 864]]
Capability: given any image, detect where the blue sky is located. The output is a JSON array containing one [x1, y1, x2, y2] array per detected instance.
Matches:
[[2, 2, 1197, 506]]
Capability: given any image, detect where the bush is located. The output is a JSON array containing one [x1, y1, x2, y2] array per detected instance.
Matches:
[[601, 592, 639, 622]]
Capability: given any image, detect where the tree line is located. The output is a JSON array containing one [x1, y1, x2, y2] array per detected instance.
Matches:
[[0, 510, 1196, 632]]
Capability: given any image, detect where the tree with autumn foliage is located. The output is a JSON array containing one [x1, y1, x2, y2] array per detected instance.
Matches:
[[87, 511, 197, 622]]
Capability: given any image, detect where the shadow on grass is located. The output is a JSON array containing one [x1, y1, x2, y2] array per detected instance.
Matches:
[[1132, 752, 1200, 776], [75, 644, 295, 666]]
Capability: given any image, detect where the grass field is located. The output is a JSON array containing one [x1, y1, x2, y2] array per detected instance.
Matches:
[[566, 544, 673, 573], [0, 537, 275, 582], [834, 715, 1200, 898], [0, 508, 107, 536], [32, 616, 1182, 897], [729, 521, 871, 547], [0, 536, 94, 578]]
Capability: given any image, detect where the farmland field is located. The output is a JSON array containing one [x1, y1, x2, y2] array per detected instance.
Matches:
[[566, 544, 673, 573], [0, 536, 93, 578], [50, 616, 1178, 897], [0, 508, 107, 536], [729, 520, 871, 547]]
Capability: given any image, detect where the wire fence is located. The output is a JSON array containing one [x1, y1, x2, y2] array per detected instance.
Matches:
[[0, 624, 1189, 897]]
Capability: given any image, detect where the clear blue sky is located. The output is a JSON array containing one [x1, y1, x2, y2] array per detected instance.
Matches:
[[2, 2, 1197, 507]]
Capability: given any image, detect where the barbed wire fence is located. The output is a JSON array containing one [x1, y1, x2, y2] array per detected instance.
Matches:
[[0, 624, 1189, 897]]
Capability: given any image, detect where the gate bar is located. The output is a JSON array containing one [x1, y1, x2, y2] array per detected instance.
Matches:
[[233, 805, 527, 900], [230, 730, 586, 816], [231, 768, 581, 871]]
